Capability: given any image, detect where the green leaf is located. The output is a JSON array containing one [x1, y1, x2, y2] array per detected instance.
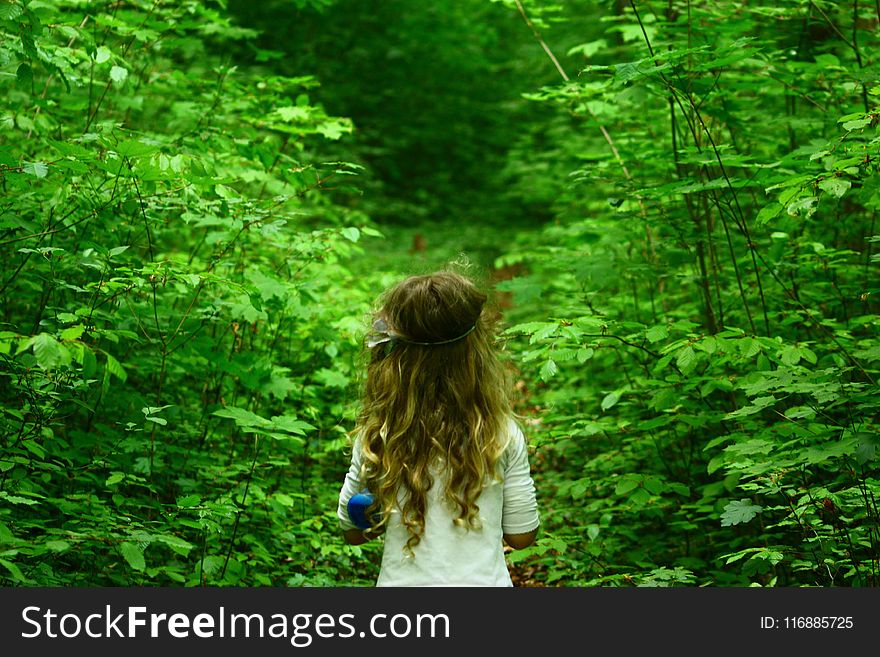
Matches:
[[643, 477, 667, 495], [818, 177, 850, 198], [842, 118, 870, 131], [668, 483, 690, 496], [724, 395, 776, 420], [576, 347, 594, 363], [317, 119, 352, 140], [615, 476, 640, 495], [23, 161, 48, 178], [529, 323, 558, 344], [600, 391, 619, 411], [676, 345, 697, 376], [739, 337, 761, 359], [694, 335, 716, 354], [110, 65, 129, 83], [45, 540, 71, 553], [314, 368, 349, 388], [60, 325, 85, 341], [0, 491, 39, 505], [568, 39, 608, 58], [201, 555, 225, 576], [213, 406, 271, 428], [504, 321, 556, 337], [105, 352, 127, 381], [94, 45, 112, 63], [273, 492, 297, 507], [0, 522, 19, 543], [799, 347, 817, 364], [119, 542, 146, 571], [270, 415, 316, 436], [215, 183, 238, 200], [105, 472, 125, 486], [176, 494, 201, 507], [755, 203, 782, 225], [30, 333, 67, 369], [855, 436, 878, 466], [16, 62, 32, 86], [780, 345, 802, 365], [496, 276, 543, 304], [81, 346, 97, 378], [720, 499, 762, 526], [0, 558, 26, 583], [341, 226, 360, 242], [786, 195, 817, 217], [116, 140, 159, 158], [645, 324, 668, 343], [50, 140, 96, 160], [540, 358, 558, 381], [803, 437, 858, 465], [263, 373, 297, 401], [0, 2, 24, 20], [275, 105, 310, 121], [722, 547, 764, 565], [153, 534, 194, 556]]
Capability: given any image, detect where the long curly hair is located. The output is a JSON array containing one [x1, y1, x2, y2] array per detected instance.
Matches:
[[354, 268, 512, 554]]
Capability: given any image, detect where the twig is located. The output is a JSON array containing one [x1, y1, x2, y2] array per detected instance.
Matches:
[[512, 0, 656, 265], [512, 0, 632, 181], [221, 435, 260, 579]]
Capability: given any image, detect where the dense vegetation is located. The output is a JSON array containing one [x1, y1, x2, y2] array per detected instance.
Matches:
[[1, 0, 877, 587]]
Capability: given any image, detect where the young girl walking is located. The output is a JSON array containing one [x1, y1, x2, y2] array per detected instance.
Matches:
[[337, 268, 540, 586]]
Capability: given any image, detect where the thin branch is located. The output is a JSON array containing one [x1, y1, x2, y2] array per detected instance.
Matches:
[[513, 0, 658, 267], [512, 0, 632, 182], [809, 1, 856, 50]]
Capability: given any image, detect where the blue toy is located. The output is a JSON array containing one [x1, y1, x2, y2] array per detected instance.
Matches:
[[347, 492, 377, 529]]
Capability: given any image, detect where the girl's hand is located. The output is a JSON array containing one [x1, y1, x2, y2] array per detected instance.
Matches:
[[503, 529, 537, 550], [343, 526, 384, 545]]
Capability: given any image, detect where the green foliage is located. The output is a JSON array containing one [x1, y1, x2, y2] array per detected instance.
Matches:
[[1, 0, 380, 586], [2, 0, 877, 589], [491, 0, 880, 587]]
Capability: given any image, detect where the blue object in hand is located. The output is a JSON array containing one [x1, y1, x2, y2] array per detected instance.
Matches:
[[347, 492, 376, 529]]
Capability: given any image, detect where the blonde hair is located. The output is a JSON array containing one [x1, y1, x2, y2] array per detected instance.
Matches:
[[354, 268, 512, 553]]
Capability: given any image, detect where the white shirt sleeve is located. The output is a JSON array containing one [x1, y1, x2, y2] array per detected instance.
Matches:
[[500, 421, 540, 535], [337, 438, 365, 531]]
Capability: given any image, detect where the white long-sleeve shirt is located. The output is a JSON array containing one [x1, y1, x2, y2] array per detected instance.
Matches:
[[337, 418, 540, 586]]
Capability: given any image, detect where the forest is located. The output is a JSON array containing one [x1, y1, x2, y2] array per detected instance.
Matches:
[[1, 0, 878, 588]]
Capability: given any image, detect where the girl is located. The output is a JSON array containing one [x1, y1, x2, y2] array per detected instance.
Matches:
[[337, 268, 540, 586]]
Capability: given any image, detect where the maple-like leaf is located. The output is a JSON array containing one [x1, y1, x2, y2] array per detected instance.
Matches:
[[721, 499, 762, 526]]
